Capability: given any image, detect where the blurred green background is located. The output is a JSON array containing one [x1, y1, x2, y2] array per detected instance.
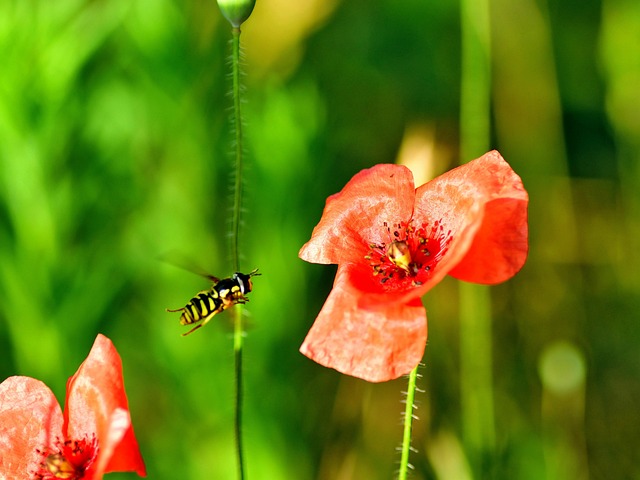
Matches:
[[1, 0, 638, 479]]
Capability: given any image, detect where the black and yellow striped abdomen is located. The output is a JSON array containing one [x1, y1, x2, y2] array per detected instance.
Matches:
[[179, 289, 224, 325], [167, 288, 224, 335]]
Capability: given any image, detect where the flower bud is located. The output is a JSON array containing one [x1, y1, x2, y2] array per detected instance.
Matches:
[[217, 0, 256, 28]]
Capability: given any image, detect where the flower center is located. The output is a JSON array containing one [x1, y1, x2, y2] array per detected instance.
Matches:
[[34, 436, 98, 480], [365, 220, 452, 290]]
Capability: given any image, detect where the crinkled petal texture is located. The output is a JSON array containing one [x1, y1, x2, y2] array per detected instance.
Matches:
[[300, 264, 427, 382], [441, 151, 529, 283], [408, 150, 529, 293], [65, 334, 146, 478], [299, 151, 528, 382], [299, 164, 416, 265], [0, 335, 145, 480], [0, 377, 64, 479]]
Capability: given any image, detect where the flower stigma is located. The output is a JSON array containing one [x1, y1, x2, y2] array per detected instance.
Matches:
[[366, 220, 452, 290], [386, 240, 413, 273], [34, 436, 98, 480]]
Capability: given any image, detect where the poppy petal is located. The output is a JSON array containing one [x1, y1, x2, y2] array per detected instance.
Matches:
[[0, 376, 63, 479], [99, 408, 141, 475], [300, 264, 427, 382], [299, 164, 416, 265], [412, 150, 528, 287], [442, 152, 529, 283], [65, 334, 146, 477]]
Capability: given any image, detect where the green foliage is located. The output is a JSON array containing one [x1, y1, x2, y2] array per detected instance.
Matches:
[[1, 0, 638, 479]]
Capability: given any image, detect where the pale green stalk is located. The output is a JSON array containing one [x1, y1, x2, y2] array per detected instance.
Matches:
[[460, 0, 496, 474]]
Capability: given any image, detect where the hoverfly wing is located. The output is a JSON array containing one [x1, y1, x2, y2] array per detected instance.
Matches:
[[159, 250, 222, 283]]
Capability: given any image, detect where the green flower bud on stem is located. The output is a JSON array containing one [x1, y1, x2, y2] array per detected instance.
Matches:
[[217, 0, 256, 28]]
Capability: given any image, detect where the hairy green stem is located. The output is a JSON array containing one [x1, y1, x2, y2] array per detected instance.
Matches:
[[230, 26, 246, 480], [234, 306, 245, 480], [231, 27, 243, 274], [233, 306, 245, 480], [398, 364, 419, 480]]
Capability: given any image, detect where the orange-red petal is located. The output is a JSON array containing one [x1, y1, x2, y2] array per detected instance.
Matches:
[[300, 264, 427, 382], [0, 376, 64, 479], [64, 334, 146, 478], [445, 152, 528, 283], [413, 150, 528, 288], [299, 164, 416, 265]]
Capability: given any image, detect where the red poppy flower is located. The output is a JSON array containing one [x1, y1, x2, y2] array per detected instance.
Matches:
[[299, 150, 528, 382], [0, 334, 146, 479]]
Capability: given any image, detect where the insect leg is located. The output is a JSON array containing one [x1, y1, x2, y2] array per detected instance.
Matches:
[[181, 323, 203, 336]]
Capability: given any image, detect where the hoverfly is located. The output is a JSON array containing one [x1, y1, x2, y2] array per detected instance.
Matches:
[[167, 269, 260, 336]]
